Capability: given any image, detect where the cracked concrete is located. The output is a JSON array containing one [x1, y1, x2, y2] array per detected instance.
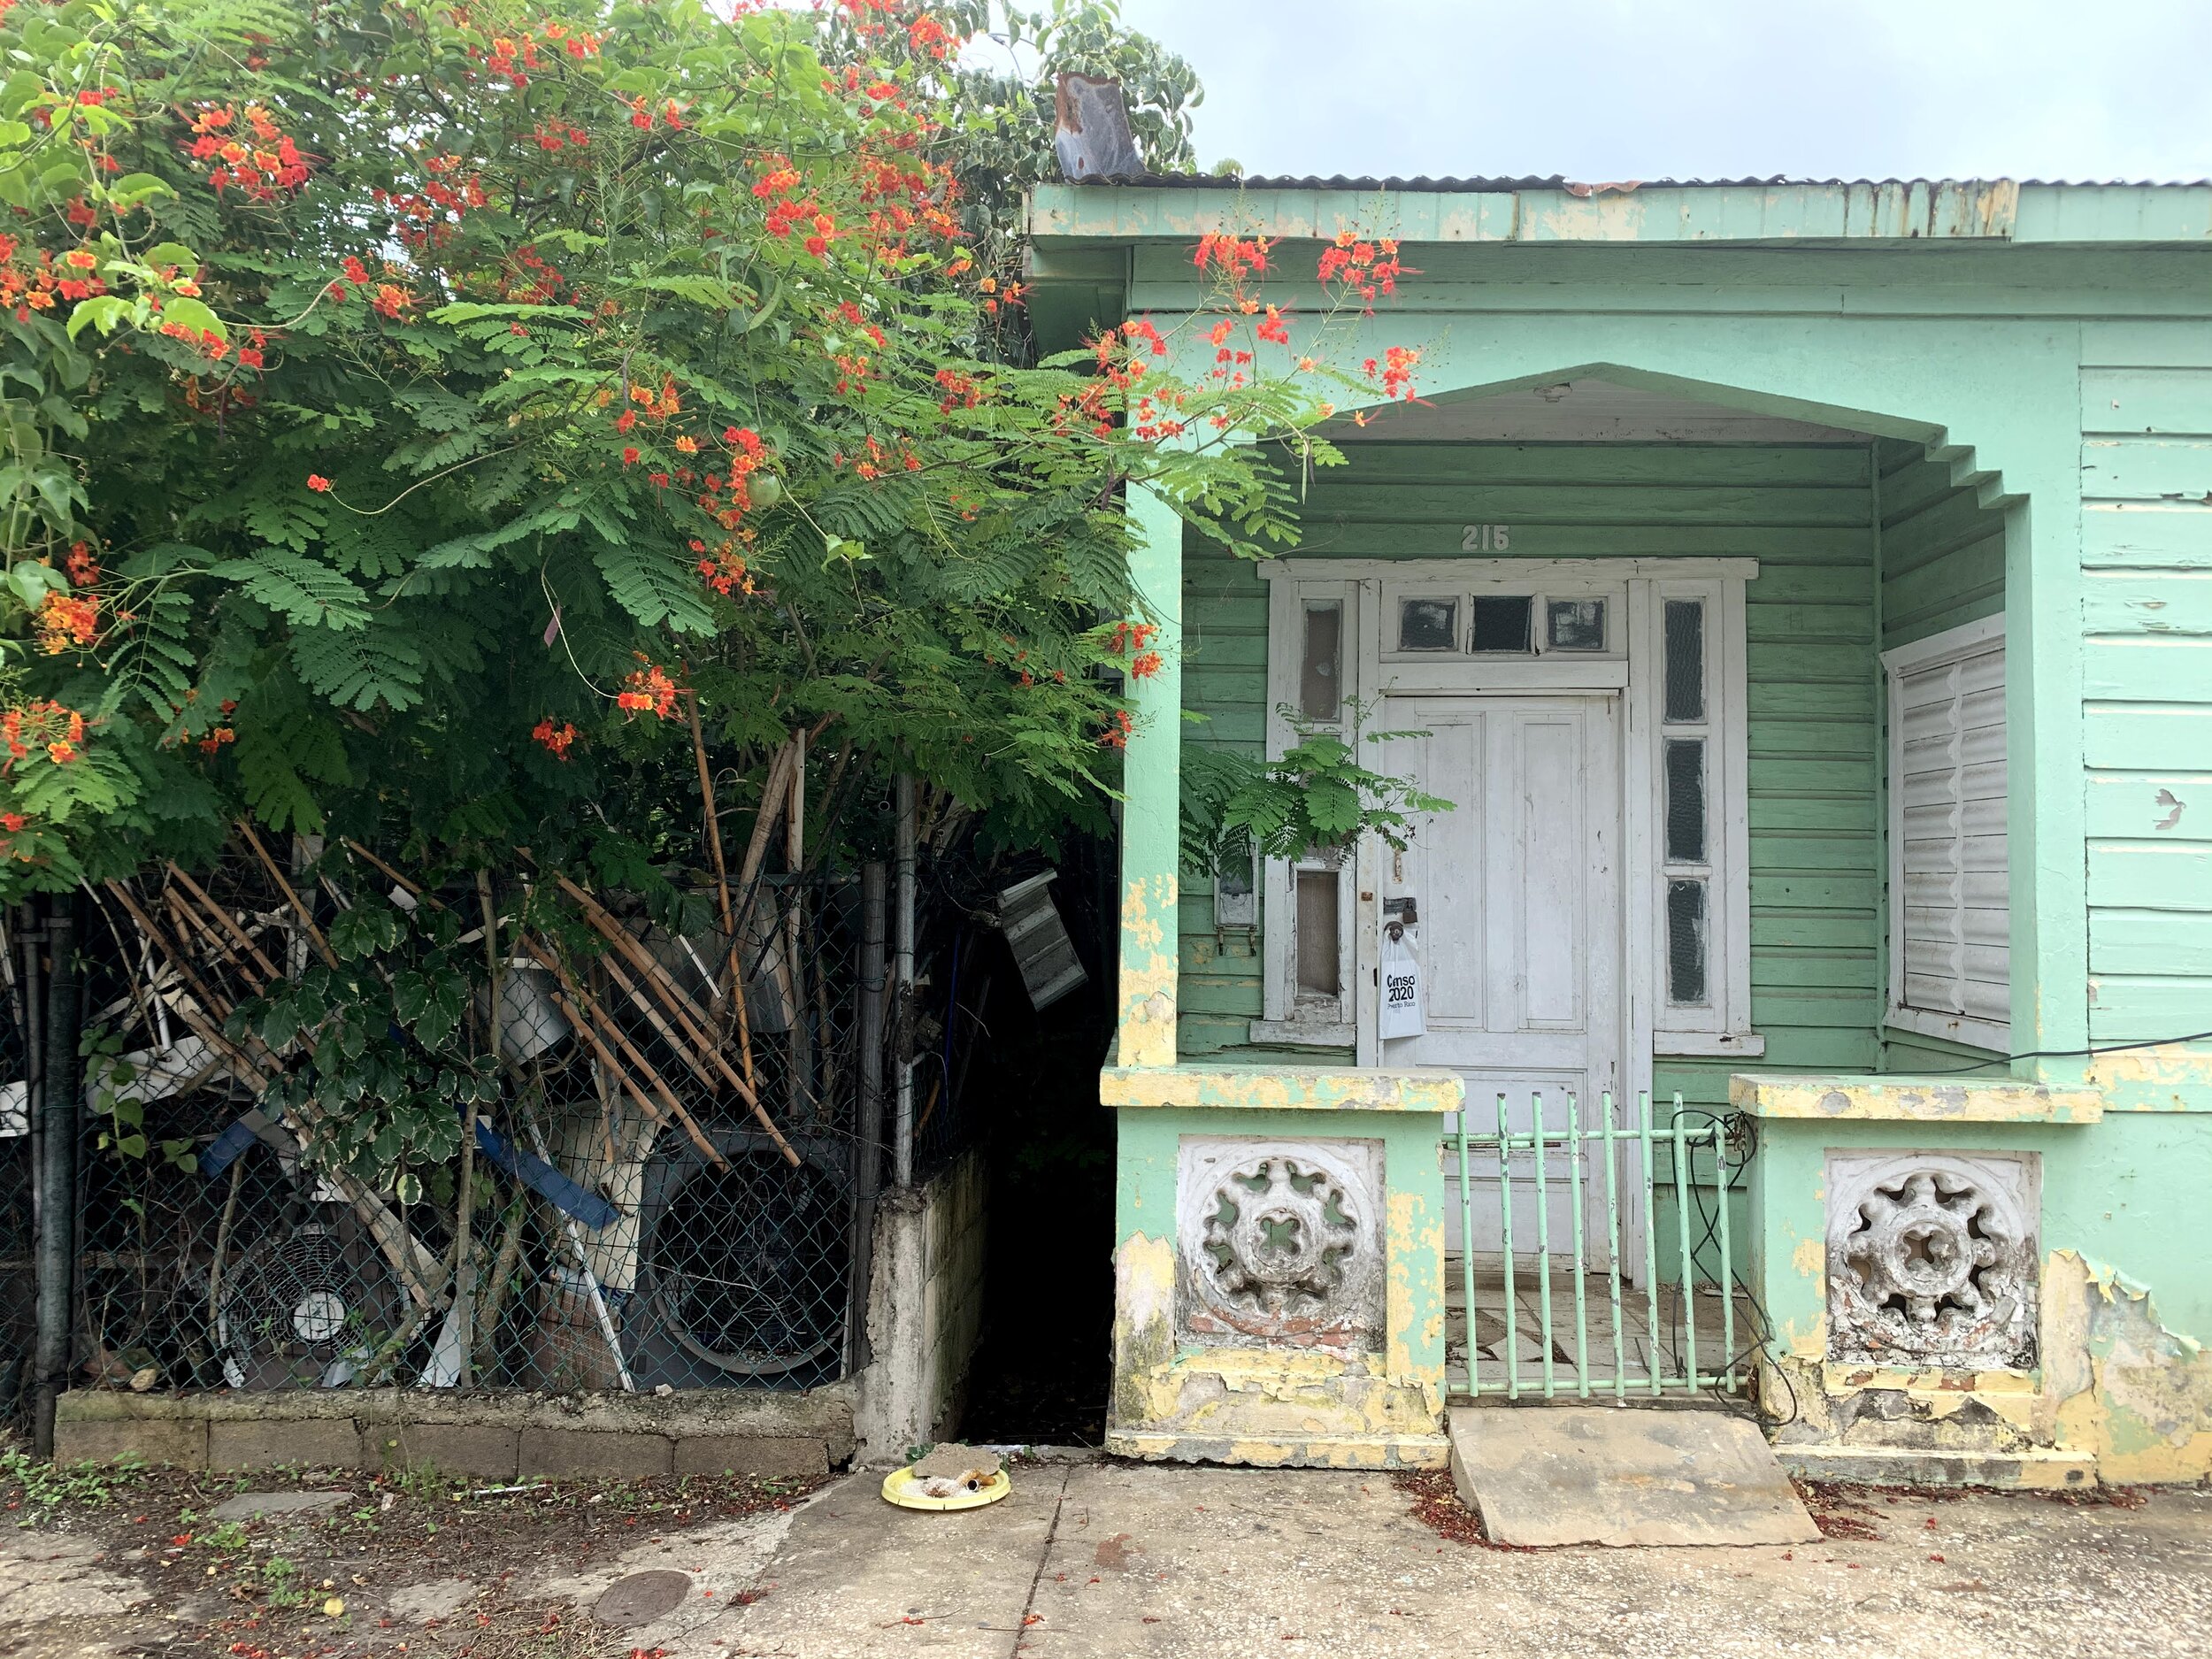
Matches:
[[651, 1464, 2212, 1659], [4, 1463, 2210, 1657]]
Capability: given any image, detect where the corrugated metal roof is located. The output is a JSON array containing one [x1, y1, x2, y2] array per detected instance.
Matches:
[[1070, 173, 2210, 192]]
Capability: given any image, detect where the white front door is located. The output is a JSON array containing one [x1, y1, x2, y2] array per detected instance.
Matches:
[[1375, 694, 1626, 1264]]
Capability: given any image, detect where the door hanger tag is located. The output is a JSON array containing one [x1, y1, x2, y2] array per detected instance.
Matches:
[[1379, 915, 1425, 1041]]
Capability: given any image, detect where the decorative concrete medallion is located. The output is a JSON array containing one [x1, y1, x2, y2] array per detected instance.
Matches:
[[1825, 1149, 2039, 1370], [1175, 1136, 1384, 1351]]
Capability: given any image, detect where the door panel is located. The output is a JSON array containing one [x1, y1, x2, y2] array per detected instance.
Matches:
[[1378, 695, 1624, 1266]]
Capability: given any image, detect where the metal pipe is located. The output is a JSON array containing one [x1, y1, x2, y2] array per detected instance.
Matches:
[[1601, 1092, 1625, 1402], [32, 890, 80, 1457], [1566, 1092, 1588, 1398], [18, 908, 42, 1429], [849, 862, 887, 1371], [1672, 1102, 1698, 1390], [1531, 1092, 1554, 1400], [1640, 1091, 1661, 1396], [892, 775, 916, 1189], [1495, 1092, 1517, 1402], [1455, 1110, 1475, 1399]]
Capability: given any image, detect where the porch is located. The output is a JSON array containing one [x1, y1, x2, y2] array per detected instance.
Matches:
[[1443, 1261, 1748, 1403]]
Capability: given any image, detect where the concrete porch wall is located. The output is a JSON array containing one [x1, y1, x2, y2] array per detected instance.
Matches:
[[1739, 1075, 2212, 1486]]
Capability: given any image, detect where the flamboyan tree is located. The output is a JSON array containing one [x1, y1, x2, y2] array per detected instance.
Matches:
[[0, 0, 1419, 902]]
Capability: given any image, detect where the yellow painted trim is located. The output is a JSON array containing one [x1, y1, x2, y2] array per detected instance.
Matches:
[[1100, 1064, 1465, 1114], [1729, 1072, 2102, 1123], [1821, 1363, 2039, 1397], [1107, 1429, 1451, 1470]]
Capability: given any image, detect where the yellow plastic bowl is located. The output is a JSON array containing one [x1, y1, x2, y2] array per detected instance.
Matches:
[[879, 1463, 1012, 1511]]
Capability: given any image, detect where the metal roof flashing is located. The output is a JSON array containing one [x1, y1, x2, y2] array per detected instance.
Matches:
[[1025, 177, 2212, 249]]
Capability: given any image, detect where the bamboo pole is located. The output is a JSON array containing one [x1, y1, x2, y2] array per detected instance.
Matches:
[[235, 822, 336, 968], [165, 864, 283, 982], [685, 684, 736, 953], [514, 855, 799, 1163], [518, 937, 728, 1170], [103, 879, 448, 1311]]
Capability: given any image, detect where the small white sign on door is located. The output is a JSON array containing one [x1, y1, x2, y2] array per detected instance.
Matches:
[[1379, 922, 1426, 1040]]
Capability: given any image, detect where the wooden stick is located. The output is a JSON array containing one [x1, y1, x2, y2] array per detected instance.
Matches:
[[519, 857, 800, 1164], [235, 821, 336, 968], [531, 942, 712, 1159], [101, 883, 273, 1083], [343, 839, 448, 911], [162, 885, 266, 997], [581, 941, 800, 1165], [105, 878, 447, 1311], [553, 873, 718, 1032], [686, 684, 736, 952], [166, 863, 284, 982], [736, 739, 798, 900], [565, 902, 800, 1166], [519, 941, 714, 1166], [519, 936, 727, 1170], [787, 726, 806, 875]]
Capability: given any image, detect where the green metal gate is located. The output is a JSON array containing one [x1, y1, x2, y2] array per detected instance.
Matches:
[[1449, 1092, 1746, 1401]]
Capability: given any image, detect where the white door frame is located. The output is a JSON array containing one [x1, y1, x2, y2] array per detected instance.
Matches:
[[1259, 555, 1760, 1094]]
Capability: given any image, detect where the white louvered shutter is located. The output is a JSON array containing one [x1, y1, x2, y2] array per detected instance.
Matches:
[[1890, 624, 2008, 1040]]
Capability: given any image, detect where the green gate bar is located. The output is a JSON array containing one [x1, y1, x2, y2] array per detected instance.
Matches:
[[1449, 1092, 1743, 1402]]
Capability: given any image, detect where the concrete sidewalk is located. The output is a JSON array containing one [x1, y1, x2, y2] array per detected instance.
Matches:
[[550, 1463, 2212, 1659]]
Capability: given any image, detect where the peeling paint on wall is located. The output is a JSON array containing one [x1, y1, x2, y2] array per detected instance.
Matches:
[[1766, 1247, 2212, 1484]]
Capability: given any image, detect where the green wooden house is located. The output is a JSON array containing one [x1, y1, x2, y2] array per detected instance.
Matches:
[[1027, 176, 2212, 1485]]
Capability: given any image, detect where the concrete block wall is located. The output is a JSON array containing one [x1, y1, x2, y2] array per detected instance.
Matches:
[[854, 1147, 989, 1461], [52, 1386, 854, 1479]]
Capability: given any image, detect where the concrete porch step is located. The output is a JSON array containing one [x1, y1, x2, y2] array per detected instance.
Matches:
[[1774, 1442, 2099, 1491], [1448, 1402, 1821, 1548]]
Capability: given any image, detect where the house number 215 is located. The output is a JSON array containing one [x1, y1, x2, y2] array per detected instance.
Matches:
[[1461, 524, 1511, 550]]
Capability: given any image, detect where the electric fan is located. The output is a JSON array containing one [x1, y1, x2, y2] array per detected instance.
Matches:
[[215, 1205, 407, 1390]]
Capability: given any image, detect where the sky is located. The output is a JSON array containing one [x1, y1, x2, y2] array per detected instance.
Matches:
[[1099, 0, 2212, 184]]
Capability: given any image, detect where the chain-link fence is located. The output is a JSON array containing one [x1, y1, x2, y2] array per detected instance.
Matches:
[[19, 845, 923, 1402]]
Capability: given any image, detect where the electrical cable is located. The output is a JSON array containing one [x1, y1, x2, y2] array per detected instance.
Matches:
[[1663, 1104, 1797, 1427], [1900, 1028, 2212, 1077]]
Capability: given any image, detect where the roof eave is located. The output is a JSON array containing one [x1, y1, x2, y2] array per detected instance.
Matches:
[[1025, 179, 2212, 248]]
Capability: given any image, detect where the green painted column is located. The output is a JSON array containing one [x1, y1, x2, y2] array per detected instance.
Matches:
[[1117, 483, 1182, 1068]]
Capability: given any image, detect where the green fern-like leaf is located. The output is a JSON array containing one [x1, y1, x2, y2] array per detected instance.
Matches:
[[234, 703, 351, 833], [211, 549, 371, 631], [323, 515, 418, 580], [290, 626, 426, 711], [592, 541, 716, 635], [241, 493, 327, 554]]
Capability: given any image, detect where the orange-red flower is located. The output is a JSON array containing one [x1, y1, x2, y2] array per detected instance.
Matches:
[[306, 473, 332, 492], [615, 664, 678, 721], [532, 718, 578, 760], [1, 700, 86, 768], [35, 591, 98, 655]]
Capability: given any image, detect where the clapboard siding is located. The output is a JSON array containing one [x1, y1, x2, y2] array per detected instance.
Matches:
[[1178, 441, 1886, 1086], [1878, 439, 2007, 649], [2081, 328, 2212, 1042]]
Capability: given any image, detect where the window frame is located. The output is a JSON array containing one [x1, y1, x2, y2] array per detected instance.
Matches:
[[1881, 614, 2010, 1052], [1635, 574, 1758, 1056], [1256, 573, 1361, 1046]]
